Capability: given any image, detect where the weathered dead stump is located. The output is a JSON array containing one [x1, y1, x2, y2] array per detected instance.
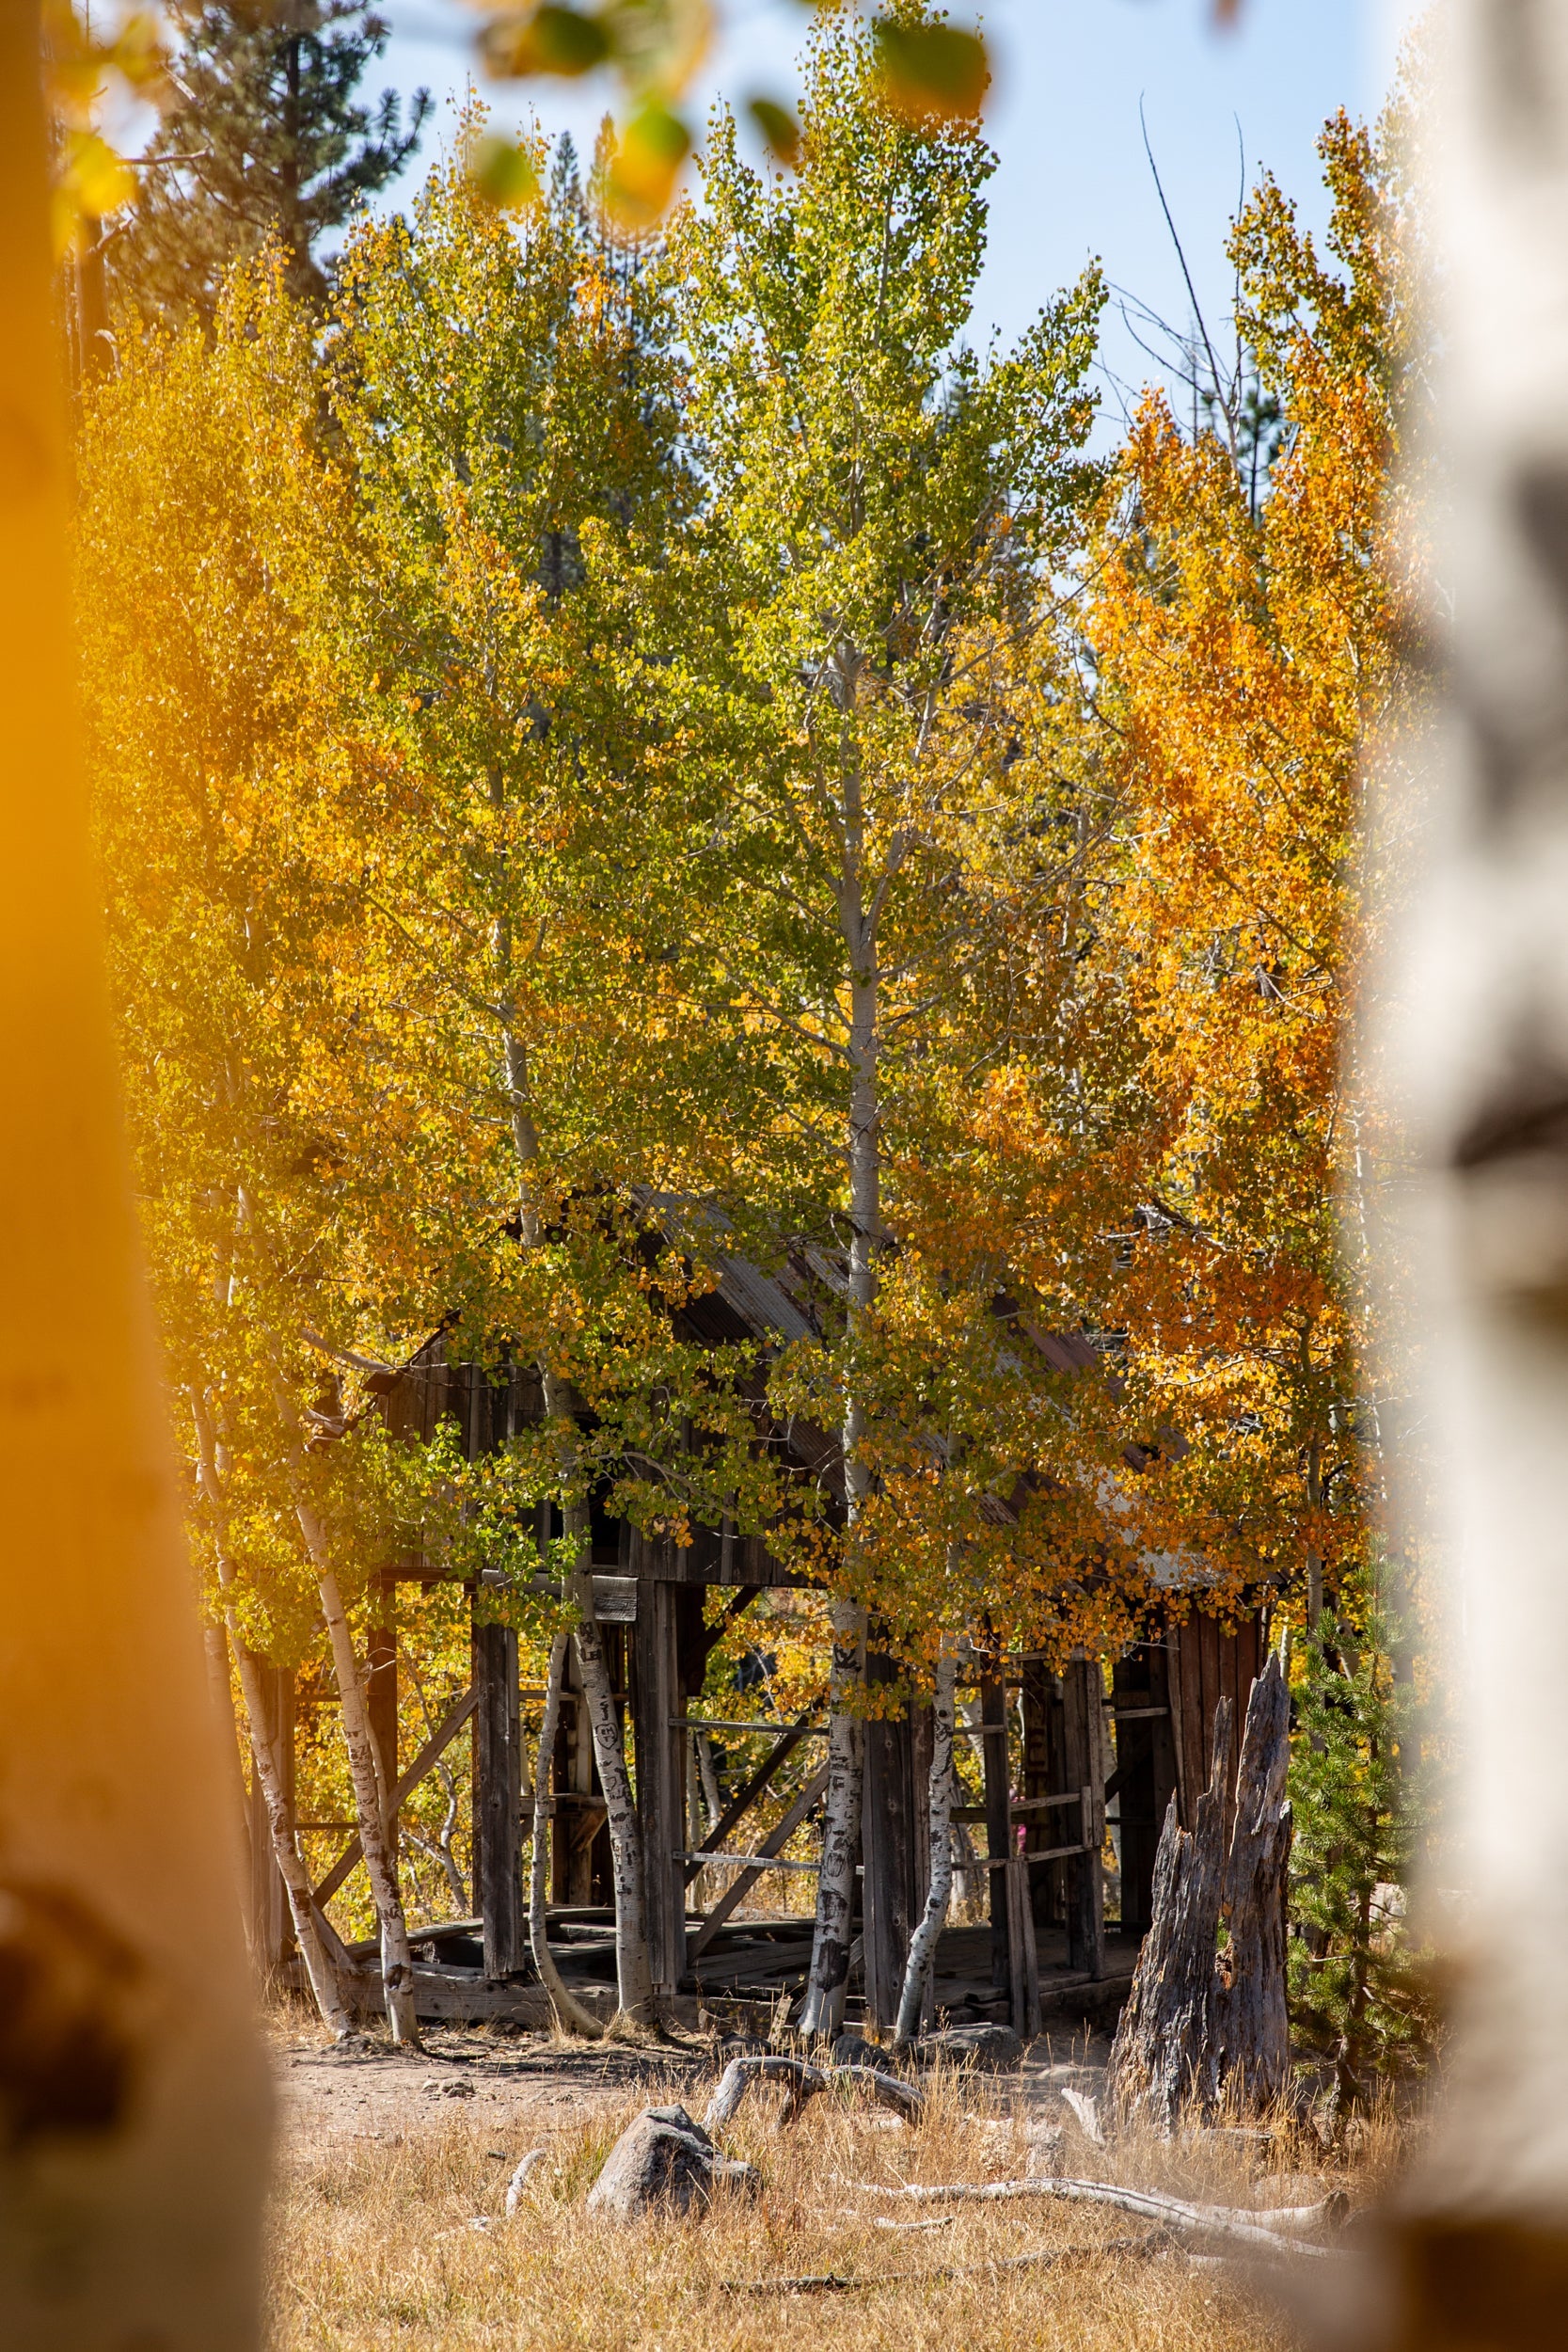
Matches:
[[585, 2104, 762, 2220], [1109, 1697, 1234, 2129], [1214, 1653, 1292, 2105], [1109, 1652, 1293, 2128]]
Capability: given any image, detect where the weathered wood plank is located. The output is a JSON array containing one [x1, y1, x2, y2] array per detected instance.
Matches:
[[683, 1718, 815, 1884], [310, 1685, 477, 1910], [687, 1764, 831, 1963]]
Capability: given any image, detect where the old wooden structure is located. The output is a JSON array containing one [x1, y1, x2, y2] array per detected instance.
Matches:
[[254, 1245, 1270, 2038]]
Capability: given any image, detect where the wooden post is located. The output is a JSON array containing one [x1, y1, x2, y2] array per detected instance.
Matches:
[[633, 1565, 685, 2000], [980, 1672, 1012, 2004], [861, 1647, 916, 2032], [1062, 1658, 1105, 1980], [472, 1613, 523, 1979], [245, 1659, 295, 1975]]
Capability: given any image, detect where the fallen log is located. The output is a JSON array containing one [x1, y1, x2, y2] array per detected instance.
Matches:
[[703, 2053, 925, 2134], [848, 2172, 1341, 2254]]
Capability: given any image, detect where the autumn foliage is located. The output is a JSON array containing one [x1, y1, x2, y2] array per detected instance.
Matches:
[[73, 15, 1414, 1979]]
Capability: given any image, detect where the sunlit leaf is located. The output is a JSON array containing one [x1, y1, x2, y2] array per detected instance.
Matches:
[[467, 132, 542, 209], [602, 0, 712, 99], [872, 18, 987, 124], [747, 95, 800, 167], [604, 100, 691, 226], [66, 127, 137, 218]]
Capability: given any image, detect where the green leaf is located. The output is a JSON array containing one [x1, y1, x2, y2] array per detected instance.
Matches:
[[467, 134, 541, 211], [481, 4, 611, 80], [872, 19, 988, 123], [747, 95, 800, 168]]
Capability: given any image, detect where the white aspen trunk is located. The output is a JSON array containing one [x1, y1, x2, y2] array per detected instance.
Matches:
[[570, 1555, 657, 2025], [191, 1399, 355, 2037], [505, 1029, 657, 2025], [0, 39, 271, 2319], [310, 1555, 422, 2046], [1373, 6, 1568, 2320], [803, 785, 879, 2038], [275, 1395, 420, 2044], [696, 1729, 722, 1829], [203, 1619, 256, 1929], [800, 1600, 865, 2038], [895, 1642, 958, 2047], [528, 1632, 606, 2036], [231, 1627, 356, 2038]]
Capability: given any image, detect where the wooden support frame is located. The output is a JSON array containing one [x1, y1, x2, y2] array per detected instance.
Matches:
[[1062, 1661, 1106, 1982], [980, 1673, 1012, 2001], [473, 1615, 524, 1979], [634, 1571, 687, 1998], [311, 1685, 477, 1911], [686, 1762, 831, 1964], [245, 1656, 294, 1974], [682, 1713, 816, 1884]]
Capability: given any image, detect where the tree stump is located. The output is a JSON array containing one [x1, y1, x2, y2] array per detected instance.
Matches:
[[1108, 1697, 1233, 2130], [1214, 1652, 1292, 2105], [1109, 1651, 1294, 2128]]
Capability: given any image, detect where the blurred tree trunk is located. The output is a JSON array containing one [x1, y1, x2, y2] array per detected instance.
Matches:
[[1375, 5, 1568, 2337], [0, 8, 269, 2343]]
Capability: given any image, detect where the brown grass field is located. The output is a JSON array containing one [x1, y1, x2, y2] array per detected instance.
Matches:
[[266, 2031, 1392, 2350]]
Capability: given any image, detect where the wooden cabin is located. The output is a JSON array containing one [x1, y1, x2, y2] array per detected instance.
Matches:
[[255, 1241, 1272, 2039]]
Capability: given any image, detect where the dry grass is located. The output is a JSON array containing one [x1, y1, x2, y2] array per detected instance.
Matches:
[[265, 2059, 1358, 2350]]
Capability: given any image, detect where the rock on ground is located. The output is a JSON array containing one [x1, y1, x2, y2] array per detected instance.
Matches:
[[912, 2024, 1024, 2072], [585, 2103, 763, 2221]]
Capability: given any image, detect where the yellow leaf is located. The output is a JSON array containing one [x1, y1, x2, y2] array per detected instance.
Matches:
[[604, 102, 690, 227], [872, 19, 988, 124], [65, 128, 135, 219]]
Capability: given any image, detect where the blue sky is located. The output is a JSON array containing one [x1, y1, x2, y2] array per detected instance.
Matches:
[[375, 1, 1423, 430]]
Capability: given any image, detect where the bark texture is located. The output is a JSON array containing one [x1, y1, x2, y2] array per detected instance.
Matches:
[[798, 1597, 866, 2039], [571, 1559, 657, 2024], [192, 1395, 354, 2036], [1108, 1697, 1232, 2130], [895, 1642, 957, 2046], [1214, 1651, 1292, 2105], [1359, 11, 1568, 2324], [313, 1558, 421, 2046], [0, 31, 270, 2328]]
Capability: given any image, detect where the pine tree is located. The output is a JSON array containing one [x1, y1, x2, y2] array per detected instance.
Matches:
[[114, 1, 429, 318], [1287, 1597, 1434, 2107]]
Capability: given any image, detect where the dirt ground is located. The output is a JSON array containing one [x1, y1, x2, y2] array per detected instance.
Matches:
[[276, 2013, 1117, 2158]]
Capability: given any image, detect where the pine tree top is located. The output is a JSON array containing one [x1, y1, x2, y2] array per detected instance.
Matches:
[[114, 1, 430, 322]]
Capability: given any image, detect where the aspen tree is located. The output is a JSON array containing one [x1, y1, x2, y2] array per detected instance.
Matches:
[[75, 270, 457, 2043], [307, 131, 796, 2024], [662, 4, 1101, 2033]]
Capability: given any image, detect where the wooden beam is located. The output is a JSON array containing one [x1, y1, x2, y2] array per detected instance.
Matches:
[[687, 1763, 830, 1963], [473, 1617, 524, 1979], [980, 1673, 1011, 1999], [635, 1573, 686, 1995], [682, 1713, 815, 1883], [310, 1685, 477, 1910]]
